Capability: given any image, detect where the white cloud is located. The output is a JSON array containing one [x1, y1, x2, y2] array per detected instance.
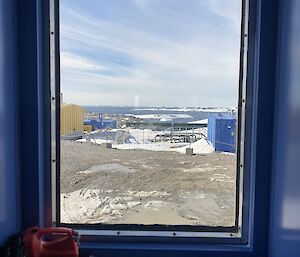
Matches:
[[201, 0, 242, 33], [61, 52, 107, 72], [60, 1, 242, 107]]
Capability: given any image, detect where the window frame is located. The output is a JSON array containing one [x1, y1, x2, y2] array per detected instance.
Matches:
[[14, 0, 279, 254], [50, 0, 255, 245]]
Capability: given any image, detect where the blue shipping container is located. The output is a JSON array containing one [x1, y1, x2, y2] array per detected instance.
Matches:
[[84, 119, 117, 129], [207, 113, 236, 153], [84, 119, 99, 130], [101, 120, 117, 129]]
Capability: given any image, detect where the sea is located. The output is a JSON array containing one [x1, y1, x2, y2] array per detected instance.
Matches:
[[84, 106, 234, 124]]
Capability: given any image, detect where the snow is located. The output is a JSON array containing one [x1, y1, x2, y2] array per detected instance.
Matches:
[[171, 138, 214, 154], [144, 201, 169, 210], [113, 142, 186, 152], [61, 189, 170, 223], [78, 163, 136, 174], [113, 139, 214, 154], [188, 119, 208, 125], [132, 107, 235, 113], [126, 190, 171, 198], [78, 128, 213, 154], [77, 138, 87, 143], [127, 128, 157, 143], [76, 138, 113, 145], [126, 114, 192, 120], [160, 117, 173, 122], [91, 139, 113, 144], [221, 151, 236, 155]]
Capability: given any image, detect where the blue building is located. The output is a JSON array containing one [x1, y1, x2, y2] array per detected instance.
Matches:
[[207, 113, 236, 153], [101, 119, 117, 129], [84, 117, 117, 130]]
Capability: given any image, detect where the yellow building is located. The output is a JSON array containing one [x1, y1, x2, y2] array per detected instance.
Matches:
[[83, 124, 93, 133], [60, 104, 84, 136]]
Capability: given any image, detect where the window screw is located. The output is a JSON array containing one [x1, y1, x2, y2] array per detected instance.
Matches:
[[117, 231, 120, 235], [52, 159, 56, 163], [173, 232, 176, 236], [51, 96, 55, 101], [50, 31, 54, 35]]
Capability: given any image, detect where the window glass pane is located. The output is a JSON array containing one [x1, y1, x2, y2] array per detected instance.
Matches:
[[59, 0, 242, 228]]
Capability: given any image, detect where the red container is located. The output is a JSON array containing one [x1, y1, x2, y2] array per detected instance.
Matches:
[[23, 226, 79, 257]]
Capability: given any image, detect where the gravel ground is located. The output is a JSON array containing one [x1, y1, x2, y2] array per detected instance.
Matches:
[[60, 140, 237, 226]]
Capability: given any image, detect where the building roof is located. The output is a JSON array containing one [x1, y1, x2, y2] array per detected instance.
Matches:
[[188, 119, 208, 125], [208, 112, 236, 120]]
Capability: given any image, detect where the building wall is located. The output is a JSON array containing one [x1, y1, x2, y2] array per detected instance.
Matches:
[[84, 119, 117, 130], [60, 104, 84, 136], [207, 114, 236, 153], [207, 114, 217, 148], [270, 1, 300, 256]]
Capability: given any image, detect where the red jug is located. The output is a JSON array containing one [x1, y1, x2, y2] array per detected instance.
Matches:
[[23, 226, 79, 257]]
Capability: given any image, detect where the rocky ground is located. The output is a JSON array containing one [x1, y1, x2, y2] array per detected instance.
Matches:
[[60, 140, 236, 227]]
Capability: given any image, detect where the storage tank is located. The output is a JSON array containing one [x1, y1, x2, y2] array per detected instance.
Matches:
[[60, 104, 84, 136], [207, 113, 237, 153]]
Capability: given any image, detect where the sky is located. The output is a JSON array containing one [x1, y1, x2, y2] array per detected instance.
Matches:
[[60, 0, 242, 107]]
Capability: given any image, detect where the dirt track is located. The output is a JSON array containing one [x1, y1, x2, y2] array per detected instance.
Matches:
[[60, 140, 236, 226]]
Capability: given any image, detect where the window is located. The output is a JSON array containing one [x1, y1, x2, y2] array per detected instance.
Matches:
[[51, 0, 249, 239]]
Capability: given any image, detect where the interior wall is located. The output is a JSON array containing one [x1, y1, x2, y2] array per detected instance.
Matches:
[[1, 0, 300, 256], [270, 0, 300, 256], [0, 0, 20, 245]]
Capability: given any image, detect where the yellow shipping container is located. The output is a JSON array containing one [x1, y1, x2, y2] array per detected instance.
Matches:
[[60, 104, 84, 136], [84, 124, 93, 133]]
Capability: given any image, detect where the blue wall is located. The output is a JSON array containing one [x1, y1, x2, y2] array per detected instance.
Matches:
[[270, 1, 300, 256], [84, 119, 117, 130], [207, 113, 236, 153], [0, 0, 51, 245], [0, 0, 20, 245], [1, 0, 300, 256]]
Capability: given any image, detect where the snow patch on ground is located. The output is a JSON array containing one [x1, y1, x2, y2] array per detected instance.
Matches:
[[113, 142, 187, 152], [172, 138, 214, 154], [131, 108, 234, 113], [77, 163, 136, 174], [126, 114, 192, 120], [188, 119, 208, 125], [125, 190, 171, 198], [127, 128, 157, 143], [77, 138, 113, 144], [210, 174, 235, 183], [61, 189, 171, 223], [77, 128, 215, 154], [144, 201, 169, 210]]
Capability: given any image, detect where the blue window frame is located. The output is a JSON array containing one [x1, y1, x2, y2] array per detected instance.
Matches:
[[17, 0, 279, 255]]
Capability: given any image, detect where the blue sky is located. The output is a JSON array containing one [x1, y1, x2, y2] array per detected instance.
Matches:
[[60, 0, 242, 107]]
